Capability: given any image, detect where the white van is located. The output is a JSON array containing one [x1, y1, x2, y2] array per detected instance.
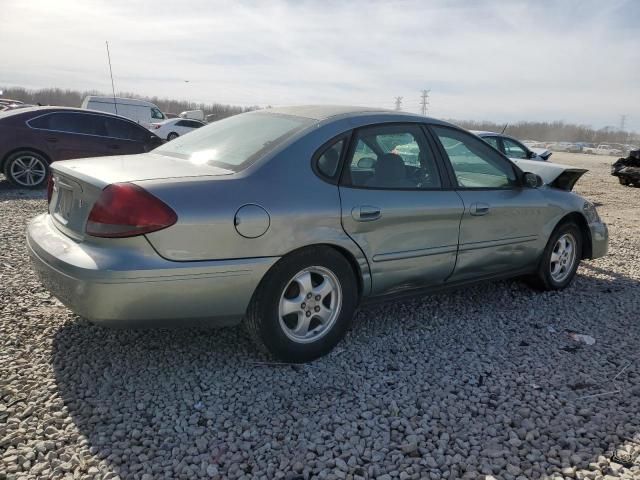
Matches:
[[81, 96, 166, 128]]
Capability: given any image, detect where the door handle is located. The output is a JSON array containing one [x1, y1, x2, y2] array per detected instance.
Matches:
[[45, 137, 58, 143], [352, 205, 381, 222], [470, 202, 490, 216]]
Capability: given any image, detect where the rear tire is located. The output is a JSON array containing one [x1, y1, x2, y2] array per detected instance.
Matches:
[[244, 247, 358, 363], [167, 132, 179, 141], [619, 177, 629, 186], [3, 151, 49, 188], [526, 221, 582, 291]]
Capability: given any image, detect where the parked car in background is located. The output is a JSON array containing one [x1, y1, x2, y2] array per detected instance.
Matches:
[[163, 112, 179, 119], [150, 118, 206, 140], [81, 96, 166, 128], [28, 106, 607, 362], [473, 131, 552, 161], [179, 110, 205, 121], [583, 144, 623, 156], [0, 107, 163, 188]]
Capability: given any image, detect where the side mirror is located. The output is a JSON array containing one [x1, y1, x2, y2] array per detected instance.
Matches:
[[527, 150, 537, 159], [523, 172, 543, 188]]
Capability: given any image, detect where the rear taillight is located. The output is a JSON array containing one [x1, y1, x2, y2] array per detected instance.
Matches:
[[47, 175, 54, 204], [152, 124, 161, 129], [86, 183, 177, 238]]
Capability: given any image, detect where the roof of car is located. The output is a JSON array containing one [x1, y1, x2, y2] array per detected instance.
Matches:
[[471, 130, 500, 136], [0, 105, 137, 120], [263, 105, 425, 121]]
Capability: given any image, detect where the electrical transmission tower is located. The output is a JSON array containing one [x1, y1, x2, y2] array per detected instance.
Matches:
[[394, 96, 403, 111], [420, 89, 430, 115], [620, 114, 627, 132]]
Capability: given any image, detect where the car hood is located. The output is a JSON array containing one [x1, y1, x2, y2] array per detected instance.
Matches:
[[52, 153, 234, 188], [512, 158, 587, 191]]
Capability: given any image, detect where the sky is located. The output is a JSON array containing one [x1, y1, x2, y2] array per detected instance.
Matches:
[[1, 0, 639, 130]]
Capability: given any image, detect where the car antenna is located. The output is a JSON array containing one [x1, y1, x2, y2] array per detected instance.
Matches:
[[105, 40, 118, 116], [501, 123, 509, 134]]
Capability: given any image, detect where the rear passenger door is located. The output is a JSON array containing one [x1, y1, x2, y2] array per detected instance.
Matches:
[[103, 117, 153, 154], [28, 112, 111, 160], [338, 124, 464, 295]]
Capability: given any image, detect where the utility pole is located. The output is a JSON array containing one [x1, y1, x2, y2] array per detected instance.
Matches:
[[394, 96, 403, 111], [419, 89, 430, 116]]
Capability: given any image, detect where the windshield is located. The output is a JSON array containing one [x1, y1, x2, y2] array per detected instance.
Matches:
[[155, 111, 313, 171]]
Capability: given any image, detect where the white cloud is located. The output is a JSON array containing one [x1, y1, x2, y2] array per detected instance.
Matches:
[[1, 0, 638, 129]]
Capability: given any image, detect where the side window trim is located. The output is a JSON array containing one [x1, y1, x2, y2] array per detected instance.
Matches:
[[426, 124, 521, 191], [26, 111, 143, 142], [311, 132, 352, 185], [339, 122, 445, 191]]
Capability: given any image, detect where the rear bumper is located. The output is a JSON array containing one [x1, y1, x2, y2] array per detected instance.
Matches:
[[27, 214, 278, 327], [588, 221, 608, 259]]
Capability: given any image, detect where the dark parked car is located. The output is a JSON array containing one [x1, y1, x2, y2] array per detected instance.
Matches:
[[0, 107, 163, 188]]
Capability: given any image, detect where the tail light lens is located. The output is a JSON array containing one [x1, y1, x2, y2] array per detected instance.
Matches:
[[86, 183, 177, 238], [152, 124, 162, 129], [46, 175, 54, 204]]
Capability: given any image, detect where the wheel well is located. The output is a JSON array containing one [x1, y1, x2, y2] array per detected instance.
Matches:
[[557, 212, 592, 259], [1, 147, 52, 171], [324, 244, 364, 300], [266, 244, 365, 300]]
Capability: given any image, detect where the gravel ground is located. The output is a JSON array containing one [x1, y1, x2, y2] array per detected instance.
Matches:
[[1, 152, 639, 480]]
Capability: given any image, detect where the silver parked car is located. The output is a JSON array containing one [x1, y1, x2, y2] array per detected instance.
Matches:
[[473, 131, 552, 162], [27, 106, 608, 362]]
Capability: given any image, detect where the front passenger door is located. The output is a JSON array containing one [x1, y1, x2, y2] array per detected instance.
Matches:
[[338, 124, 464, 295], [430, 126, 547, 281]]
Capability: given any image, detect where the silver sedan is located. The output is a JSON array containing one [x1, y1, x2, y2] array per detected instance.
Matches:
[[27, 106, 608, 362]]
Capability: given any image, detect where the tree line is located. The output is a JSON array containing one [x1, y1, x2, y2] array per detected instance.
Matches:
[[447, 119, 637, 145], [2, 86, 636, 145], [1, 87, 257, 120]]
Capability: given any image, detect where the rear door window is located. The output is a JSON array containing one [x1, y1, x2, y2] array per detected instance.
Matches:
[[104, 117, 148, 142], [344, 124, 441, 189]]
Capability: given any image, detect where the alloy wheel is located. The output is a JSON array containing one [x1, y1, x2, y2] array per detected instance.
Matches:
[[278, 266, 342, 344], [9, 155, 47, 187], [549, 233, 577, 283]]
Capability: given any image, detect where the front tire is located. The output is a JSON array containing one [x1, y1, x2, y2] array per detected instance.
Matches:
[[244, 247, 358, 363], [4, 151, 49, 188], [527, 221, 582, 291]]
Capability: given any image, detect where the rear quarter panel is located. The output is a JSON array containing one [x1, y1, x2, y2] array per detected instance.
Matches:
[[140, 119, 372, 291]]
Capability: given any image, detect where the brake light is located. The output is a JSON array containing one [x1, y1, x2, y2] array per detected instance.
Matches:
[[86, 183, 177, 238], [152, 124, 162, 129], [47, 175, 54, 204]]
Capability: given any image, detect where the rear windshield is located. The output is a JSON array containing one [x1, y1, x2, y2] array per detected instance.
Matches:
[[155, 111, 313, 171]]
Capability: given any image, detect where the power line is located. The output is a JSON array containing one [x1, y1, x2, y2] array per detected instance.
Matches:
[[620, 114, 627, 132], [420, 89, 430, 116], [394, 96, 403, 111]]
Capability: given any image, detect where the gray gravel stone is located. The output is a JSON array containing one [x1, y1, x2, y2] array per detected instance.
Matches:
[[1, 155, 639, 479]]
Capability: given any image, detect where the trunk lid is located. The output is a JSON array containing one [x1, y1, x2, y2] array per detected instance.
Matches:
[[49, 152, 232, 239], [512, 159, 587, 191], [52, 152, 233, 187]]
